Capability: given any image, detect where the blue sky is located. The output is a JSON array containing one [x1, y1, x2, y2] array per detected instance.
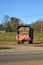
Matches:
[[0, 0, 43, 24]]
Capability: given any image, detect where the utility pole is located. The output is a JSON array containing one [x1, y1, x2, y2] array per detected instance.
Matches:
[[41, 21, 42, 33]]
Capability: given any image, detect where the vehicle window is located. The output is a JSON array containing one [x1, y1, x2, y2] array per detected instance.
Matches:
[[19, 27, 29, 34]]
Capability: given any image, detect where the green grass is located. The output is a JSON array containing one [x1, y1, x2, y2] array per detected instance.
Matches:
[[0, 32, 43, 42], [34, 32, 43, 42], [0, 32, 16, 41]]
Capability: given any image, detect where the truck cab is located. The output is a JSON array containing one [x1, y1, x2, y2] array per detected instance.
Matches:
[[16, 25, 33, 44]]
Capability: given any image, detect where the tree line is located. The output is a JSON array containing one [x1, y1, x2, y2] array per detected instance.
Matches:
[[0, 15, 23, 32], [31, 19, 43, 32], [0, 15, 43, 32]]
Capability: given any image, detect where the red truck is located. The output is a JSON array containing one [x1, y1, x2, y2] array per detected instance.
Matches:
[[16, 25, 33, 44]]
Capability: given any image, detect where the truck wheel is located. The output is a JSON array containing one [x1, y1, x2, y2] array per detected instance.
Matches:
[[29, 40, 33, 44], [21, 40, 24, 44], [18, 41, 20, 44]]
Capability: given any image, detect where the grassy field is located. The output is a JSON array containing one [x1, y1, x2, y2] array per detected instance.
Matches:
[[0, 32, 16, 41], [0, 32, 43, 42], [34, 32, 43, 42]]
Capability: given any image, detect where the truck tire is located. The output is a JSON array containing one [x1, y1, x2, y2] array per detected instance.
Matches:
[[21, 40, 24, 44], [18, 41, 20, 44], [29, 40, 33, 44]]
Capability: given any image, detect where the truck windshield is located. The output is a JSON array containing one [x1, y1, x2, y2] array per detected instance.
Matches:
[[19, 27, 29, 34]]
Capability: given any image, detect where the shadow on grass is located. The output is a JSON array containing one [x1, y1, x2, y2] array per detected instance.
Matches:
[[0, 47, 11, 50], [32, 42, 43, 47], [33, 42, 43, 44]]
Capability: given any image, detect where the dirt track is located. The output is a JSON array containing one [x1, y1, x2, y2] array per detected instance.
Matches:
[[0, 41, 43, 50]]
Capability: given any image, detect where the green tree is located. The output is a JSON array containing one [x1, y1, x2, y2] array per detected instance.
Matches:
[[31, 19, 43, 32], [0, 24, 4, 31], [10, 17, 22, 32], [3, 15, 23, 32], [3, 15, 10, 27]]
